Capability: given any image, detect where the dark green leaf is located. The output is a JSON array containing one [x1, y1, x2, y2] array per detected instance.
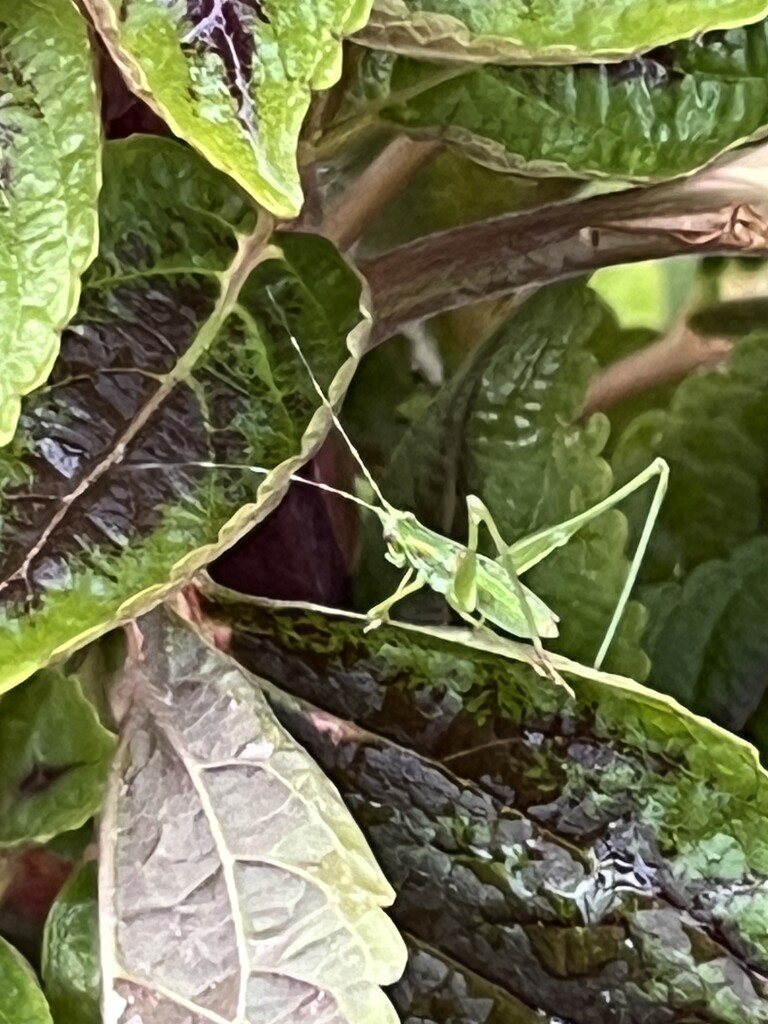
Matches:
[[0, 0, 101, 445], [611, 332, 768, 577], [603, 322, 768, 732], [204, 594, 768, 1022], [84, 0, 373, 217], [392, 938, 553, 1022], [0, 136, 367, 695], [380, 281, 649, 678], [42, 862, 99, 1024], [639, 539, 768, 731], [0, 670, 115, 847], [351, 23, 768, 182]]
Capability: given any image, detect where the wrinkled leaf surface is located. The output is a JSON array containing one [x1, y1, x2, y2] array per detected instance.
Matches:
[[84, 0, 373, 216], [609, 330, 768, 730], [0, 136, 367, 695], [100, 607, 406, 1024], [613, 332, 768, 576], [348, 24, 768, 182], [359, 0, 768, 62], [0, 0, 101, 445], [640, 538, 768, 731], [211, 594, 768, 1024]]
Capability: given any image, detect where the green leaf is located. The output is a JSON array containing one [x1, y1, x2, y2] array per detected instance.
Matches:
[[0, 136, 368, 696], [604, 326, 768, 731], [359, 0, 768, 62], [84, 0, 373, 217], [0, 0, 101, 446], [352, 23, 768, 182], [100, 607, 406, 1024], [0, 670, 116, 847], [639, 538, 768, 731], [0, 936, 53, 1024], [200, 593, 768, 1020], [392, 940, 547, 1023], [462, 286, 650, 676], [41, 862, 99, 1024], [611, 332, 768, 577], [381, 281, 648, 678]]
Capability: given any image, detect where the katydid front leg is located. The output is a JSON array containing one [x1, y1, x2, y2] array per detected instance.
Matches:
[[365, 568, 427, 631]]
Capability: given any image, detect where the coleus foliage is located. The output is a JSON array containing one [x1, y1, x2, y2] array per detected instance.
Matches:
[[357, 0, 768, 62], [82, 0, 373, 217], [339, 21, 768, 182], [202, 593, 768, 1024], [0, 137, 367, 695], [0, 0, 100, 446], [4, 1, 768, 1023], [99, 608, 406, 1024]]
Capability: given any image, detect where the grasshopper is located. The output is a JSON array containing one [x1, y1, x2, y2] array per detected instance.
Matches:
[[260, 291, 668, 673]]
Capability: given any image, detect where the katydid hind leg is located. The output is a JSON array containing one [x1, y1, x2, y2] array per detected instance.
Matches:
[[593, 458, 669, 669], [506, 457, 669, 575], [454, 602, 572, 694], [497, 457, 668, 667]]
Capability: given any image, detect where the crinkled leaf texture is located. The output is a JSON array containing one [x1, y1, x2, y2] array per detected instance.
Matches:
[[0, 670, 115, 847], [348, 22, 768, 182], [203, 594, 768, 1023], [0, 0, 101, 446], [42, 862, 100, 1024], [100, 607, 406, 1024], [640, 538, 768, 732], [613, 333, 768, 577], [84, 0, 372, 217], [378, 281, 648, 678], [0, 936, 53, 1024], [610, 332, 768, 730], [0, 136, 368, 696], [359, 0, 768, 62]]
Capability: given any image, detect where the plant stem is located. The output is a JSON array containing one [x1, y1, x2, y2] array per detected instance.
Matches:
[[363, 192, 768, 341], [583, 322, 733, 415], [320, 136, 442, 250]]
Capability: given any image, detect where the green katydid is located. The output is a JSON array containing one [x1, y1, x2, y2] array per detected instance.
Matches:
[[260, 290, 668, 673]]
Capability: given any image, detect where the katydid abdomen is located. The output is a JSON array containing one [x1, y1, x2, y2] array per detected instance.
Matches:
[[384, 512, 559, 640]]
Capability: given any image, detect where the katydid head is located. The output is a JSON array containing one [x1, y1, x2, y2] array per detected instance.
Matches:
[[381, 508, 417, 568]]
